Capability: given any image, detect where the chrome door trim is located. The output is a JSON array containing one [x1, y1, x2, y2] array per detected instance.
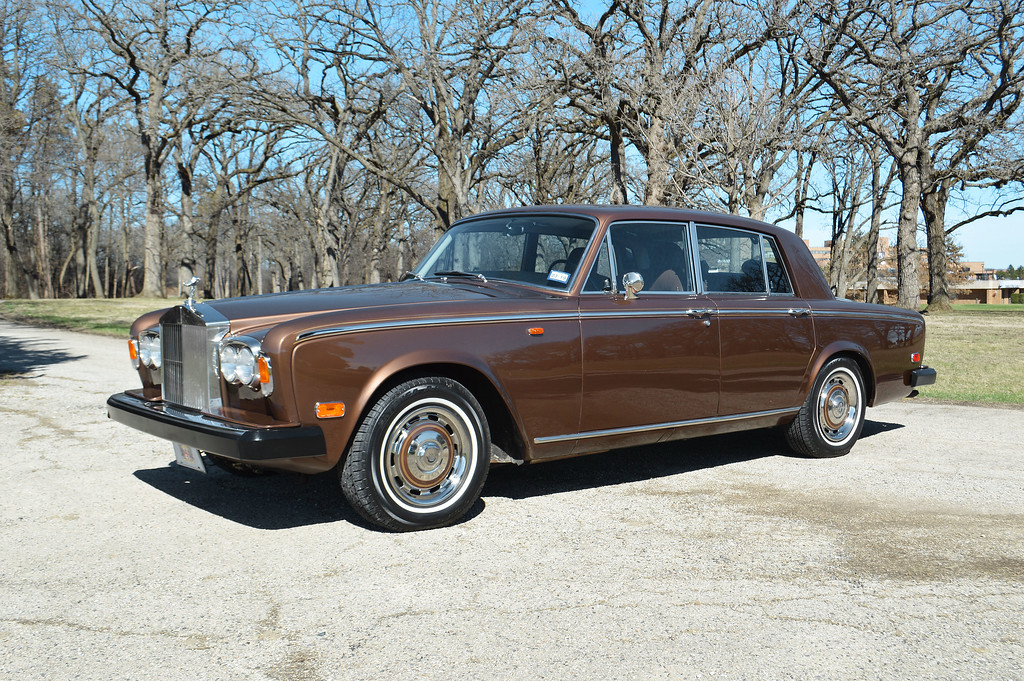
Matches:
[[534, 407, 801, 445], [296, 312, 581, 342]]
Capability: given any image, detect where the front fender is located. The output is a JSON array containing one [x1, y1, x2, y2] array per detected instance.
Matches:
[[288, 319, 582, 466]]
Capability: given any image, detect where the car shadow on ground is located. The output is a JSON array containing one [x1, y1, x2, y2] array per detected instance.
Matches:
[[484, 418, 904, 501], [132, 464, 373, 531], [132, 418, 904, 531], [0, 334, 85, 377]]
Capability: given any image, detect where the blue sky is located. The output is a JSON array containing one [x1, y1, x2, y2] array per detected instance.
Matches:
[[799, 208, 1024, 271], [952, 214, 1024, 269]]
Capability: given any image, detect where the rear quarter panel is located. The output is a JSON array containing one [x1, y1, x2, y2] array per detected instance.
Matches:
[[808, 300, 927, 406]]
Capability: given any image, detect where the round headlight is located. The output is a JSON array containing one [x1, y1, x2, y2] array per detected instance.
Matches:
[[139, 334, 161, 368], [234, 346, 256, 386], [219, 345, 239, 383], [148, 338, 161, 369]]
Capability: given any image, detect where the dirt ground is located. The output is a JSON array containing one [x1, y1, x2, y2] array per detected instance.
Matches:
[[1, 319, 1021, 680]]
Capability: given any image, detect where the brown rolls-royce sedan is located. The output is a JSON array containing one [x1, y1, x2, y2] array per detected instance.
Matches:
[[107, 205, 936, 531]]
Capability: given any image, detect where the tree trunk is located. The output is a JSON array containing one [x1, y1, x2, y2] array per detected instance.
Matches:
[[865, 156, 882, 305], [1, 176, 21, 297], [141, 155, 164, 297], [921, 182, 952, 311], [644, 114, 668, 206], [894, 160, 922, 310], [34, 198, 54, 298], [316, 150, 342, 287], [608, 112, 629, 205]]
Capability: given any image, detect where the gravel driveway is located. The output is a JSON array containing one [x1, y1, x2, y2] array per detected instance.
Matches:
[[1, 319, 1022, 680]]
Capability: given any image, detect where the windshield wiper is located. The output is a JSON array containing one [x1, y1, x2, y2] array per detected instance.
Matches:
[[433, 270, 488, 283], [402, 271, 424, 282]]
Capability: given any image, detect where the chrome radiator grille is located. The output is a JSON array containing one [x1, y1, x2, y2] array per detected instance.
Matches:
[[159, 305, 229, 412]]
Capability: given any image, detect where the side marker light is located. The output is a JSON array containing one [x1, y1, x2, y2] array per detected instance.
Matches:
[[315, 402, 346, 419]]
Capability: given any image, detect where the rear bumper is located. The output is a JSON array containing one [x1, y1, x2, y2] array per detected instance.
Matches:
[[106, 391, 326, 462], [910, 366, 937, 388]]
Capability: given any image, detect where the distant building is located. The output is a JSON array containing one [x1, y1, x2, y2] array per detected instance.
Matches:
[[803, 238, 1022, 304], [953, 280, 1024, 304], [803, 237, 892, 273]]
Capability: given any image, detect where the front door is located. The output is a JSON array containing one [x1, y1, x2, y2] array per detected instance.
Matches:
[[578, 221, 721, 449]]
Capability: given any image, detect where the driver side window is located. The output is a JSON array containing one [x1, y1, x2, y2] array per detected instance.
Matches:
[[584, 222, 693, 293]]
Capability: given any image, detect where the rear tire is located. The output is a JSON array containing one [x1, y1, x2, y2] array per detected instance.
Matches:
[[785, 357, 865, 458], [340, 377, 490, 531]]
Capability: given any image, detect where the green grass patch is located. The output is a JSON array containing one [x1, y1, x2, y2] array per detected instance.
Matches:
[[0, 298, 168, 337], [945, 303, 1024, 313]]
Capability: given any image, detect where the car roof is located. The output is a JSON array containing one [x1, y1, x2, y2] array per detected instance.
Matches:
[[464, 204, 791, 240], [463, 204, 833, 300]]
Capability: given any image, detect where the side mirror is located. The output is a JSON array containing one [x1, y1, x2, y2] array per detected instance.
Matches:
[[623, 271, 644, 300]]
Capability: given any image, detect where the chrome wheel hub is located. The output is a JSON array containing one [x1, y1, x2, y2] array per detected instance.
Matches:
[[399, 422, 455, 489], [816, 369, 860, 444], [380, 398, 476, 511]]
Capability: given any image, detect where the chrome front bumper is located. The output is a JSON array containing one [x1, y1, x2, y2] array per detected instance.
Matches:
[[107, 391, 325, 462]]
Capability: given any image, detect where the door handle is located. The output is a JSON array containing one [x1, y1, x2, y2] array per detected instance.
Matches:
[[788, 308, 811, 318], [687, 308, 714, 326]]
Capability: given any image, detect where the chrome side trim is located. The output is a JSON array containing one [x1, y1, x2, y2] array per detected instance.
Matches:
[[296, 303, 913, 343], [533, 407, 801, 445], [298, 306, 838, 342], [581, 309, 716, 320], [811, 310, 920, 324], [713, 308, 808, 317], [296, 312, 581, 342]]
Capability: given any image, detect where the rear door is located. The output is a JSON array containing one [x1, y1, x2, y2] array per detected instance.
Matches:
[[695, 224, 815, 415]]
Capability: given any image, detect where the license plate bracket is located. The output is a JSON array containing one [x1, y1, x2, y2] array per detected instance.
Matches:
[[173, 443, 207, 473]]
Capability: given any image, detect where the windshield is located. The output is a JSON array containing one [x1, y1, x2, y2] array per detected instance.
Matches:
[[414, 215, 598, 290]]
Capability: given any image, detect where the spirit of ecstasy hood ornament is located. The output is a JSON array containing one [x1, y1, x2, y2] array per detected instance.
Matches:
[[183, 276, 201, 313]]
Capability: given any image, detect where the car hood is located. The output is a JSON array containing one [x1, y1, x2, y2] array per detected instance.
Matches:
[[206, 281, 556, 336]]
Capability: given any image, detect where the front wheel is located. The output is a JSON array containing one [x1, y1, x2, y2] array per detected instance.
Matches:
[[340, 377, 490, 531], [785, 357, 866, 458]]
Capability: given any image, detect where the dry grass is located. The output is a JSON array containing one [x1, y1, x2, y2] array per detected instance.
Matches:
[[917, 306, 1024, 405], [0, 298, 168, 337], [2, 298, 1022, 404]]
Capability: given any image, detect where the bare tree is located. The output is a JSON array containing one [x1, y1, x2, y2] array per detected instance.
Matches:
[[71, 0, 237, 297], [805, 0, 1024, 310], [547, 1, 632, 203], [0, 0, 42, 297]]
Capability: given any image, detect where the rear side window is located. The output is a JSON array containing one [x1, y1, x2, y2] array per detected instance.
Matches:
[[763, 237, 793, 294], [696, 226, 766, 293]]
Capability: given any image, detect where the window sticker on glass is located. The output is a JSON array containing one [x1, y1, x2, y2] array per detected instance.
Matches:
[[547, 270, 571, 284]]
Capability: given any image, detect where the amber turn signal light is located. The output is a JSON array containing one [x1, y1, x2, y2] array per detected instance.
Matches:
[[258, 356, 272, 384], [315, 402, 346, 419], [528, 327, 544, 336]]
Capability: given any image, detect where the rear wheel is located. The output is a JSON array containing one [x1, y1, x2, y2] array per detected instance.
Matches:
[[340, 377, 490, 531], [785, 357, 865, 458]]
